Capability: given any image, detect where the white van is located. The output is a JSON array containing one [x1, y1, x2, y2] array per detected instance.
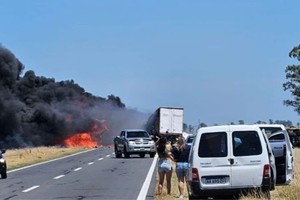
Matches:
[[256, 124, 294, 185], [187, 125, 275, 199]]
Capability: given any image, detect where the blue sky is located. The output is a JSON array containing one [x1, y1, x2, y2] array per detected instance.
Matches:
[[1, 1, 300, 126]]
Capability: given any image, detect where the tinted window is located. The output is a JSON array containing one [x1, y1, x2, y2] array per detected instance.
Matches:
[[127, 131, 149, 138], [269, 133, 284, 140], [259, 127, 282, 136], [233, 131, 262, 156], [198, 132, 227, 157]]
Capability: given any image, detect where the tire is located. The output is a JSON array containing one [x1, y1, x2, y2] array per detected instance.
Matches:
[[114, 145, 121, 158], [1, 172, 7, 179], [149, 152, 155, 158], [124, 147, 130, 158], [140, 153, 145, 158]]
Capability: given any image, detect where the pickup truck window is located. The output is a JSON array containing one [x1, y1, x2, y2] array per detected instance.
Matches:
[[233, 131, 262, 156], [260, 127, 282, 137], [121, 131, 125, 137], [269, 134, 284, 140], [127, 131, 149, 138]]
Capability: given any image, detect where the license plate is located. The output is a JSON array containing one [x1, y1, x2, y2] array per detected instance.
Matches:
[[205, 178, 226, 184]]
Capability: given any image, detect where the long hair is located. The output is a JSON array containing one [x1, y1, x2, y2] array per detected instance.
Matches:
[[176, 136, 186, 151], [157, 136, 167, 154]]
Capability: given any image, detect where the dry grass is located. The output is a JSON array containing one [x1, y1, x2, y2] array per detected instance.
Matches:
[[155, 148, 300, 200], [5, 146, 87, 170]]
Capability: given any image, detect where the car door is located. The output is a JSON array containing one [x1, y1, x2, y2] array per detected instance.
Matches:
[[269, 131, 294, 184], [230, 130, 267, 188]]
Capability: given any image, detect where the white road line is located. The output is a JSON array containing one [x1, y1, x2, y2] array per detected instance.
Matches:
[[98, 158, 104, 161], [88, 162, 94, 165], [22, 185, 40, 193], [105, 155, 111, 157], [53, 175, 65, 179], [137, 154, 158, 200], [74, 167, 82, 171]]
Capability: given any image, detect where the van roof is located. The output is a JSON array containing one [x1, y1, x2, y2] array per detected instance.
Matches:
[[198, 124, 262, 133]]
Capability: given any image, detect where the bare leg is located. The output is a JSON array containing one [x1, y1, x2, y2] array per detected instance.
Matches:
[[178, 176, 185, 196], [165, 170, 172, 195], [158, 171, 165, 195]]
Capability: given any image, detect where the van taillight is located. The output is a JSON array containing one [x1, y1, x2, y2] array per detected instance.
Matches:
[[263, 164, 270, 178], [283, 144, 286, 156], [192, 168, 199, 181]]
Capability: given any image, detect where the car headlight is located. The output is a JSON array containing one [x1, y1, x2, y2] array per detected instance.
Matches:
[[148, 140, 154, 144], [0, 158, 5, 163], [128, 141, 135, 145]]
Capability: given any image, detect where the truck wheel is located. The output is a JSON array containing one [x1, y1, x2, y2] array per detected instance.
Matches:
[[140, 153, 145, 158], [124, 147, 130, 158], [114, 145, 121, 158], [149, 152, 155, 158], [1, 172, 7, 179]]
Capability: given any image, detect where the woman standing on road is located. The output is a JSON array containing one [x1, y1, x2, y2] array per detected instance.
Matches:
[[171, 136, 191, 199], [156, 136, 174, 195]]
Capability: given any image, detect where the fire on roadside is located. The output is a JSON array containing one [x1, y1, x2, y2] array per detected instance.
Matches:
[[63, 119, 108, 148]]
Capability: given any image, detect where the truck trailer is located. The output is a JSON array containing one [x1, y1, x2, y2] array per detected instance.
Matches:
[[145, 107, 184, 143]]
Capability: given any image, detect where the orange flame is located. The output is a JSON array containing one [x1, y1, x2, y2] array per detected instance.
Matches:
[[63, 119, 109, 148], [64, 132, 98, 148]]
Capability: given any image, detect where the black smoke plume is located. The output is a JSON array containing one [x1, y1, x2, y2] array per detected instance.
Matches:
[[0, 45, 149, 148]]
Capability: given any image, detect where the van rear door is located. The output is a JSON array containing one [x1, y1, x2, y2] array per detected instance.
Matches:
[[230, 130, 267, 188], [197, 131, 231, 189]]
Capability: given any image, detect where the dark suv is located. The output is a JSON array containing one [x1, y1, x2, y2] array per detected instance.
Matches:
[[0, 149, 7, 179]]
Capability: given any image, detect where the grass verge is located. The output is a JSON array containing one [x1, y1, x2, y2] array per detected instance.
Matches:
[[5, 146, 87, 170]]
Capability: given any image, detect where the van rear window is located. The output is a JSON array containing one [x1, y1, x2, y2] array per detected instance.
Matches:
[[198, 132, 227, 157], [233, 131, 262, 156]]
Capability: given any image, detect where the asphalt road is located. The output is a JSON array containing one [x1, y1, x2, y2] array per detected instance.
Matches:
[[0, 146, 157, 200]]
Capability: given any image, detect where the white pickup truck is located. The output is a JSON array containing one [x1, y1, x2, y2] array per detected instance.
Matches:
[[256, 124, 294, 185], [114, 129, 156, 158]]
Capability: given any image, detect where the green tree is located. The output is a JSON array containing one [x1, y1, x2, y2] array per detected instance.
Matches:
[[238, 120, 244, 125], [283, 44, 300, 114]]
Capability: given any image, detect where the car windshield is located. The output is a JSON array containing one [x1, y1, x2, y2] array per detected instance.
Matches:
[[127, 131, 149, 138]]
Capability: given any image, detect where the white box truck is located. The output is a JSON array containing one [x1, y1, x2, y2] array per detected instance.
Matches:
[[146, 107, 184, 143]]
